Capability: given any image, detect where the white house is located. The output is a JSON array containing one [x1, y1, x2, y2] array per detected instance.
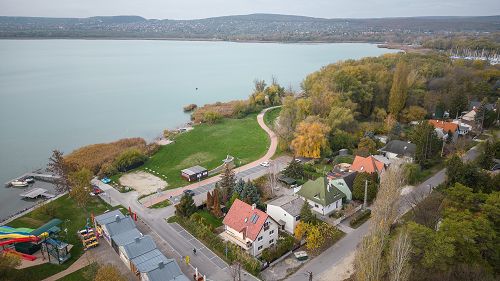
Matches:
[[221, 199, 279, 257], [327, 171, 357, 202], [296, 177, 345, 216], [266, 195, 305, 234]]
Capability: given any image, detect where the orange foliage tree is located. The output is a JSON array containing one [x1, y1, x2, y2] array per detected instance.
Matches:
[[291, 121, 330, 158]]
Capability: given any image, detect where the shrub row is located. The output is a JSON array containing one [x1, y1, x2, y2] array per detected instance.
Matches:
[[260, 234, 295, 263], [350, 209, 371, 228]]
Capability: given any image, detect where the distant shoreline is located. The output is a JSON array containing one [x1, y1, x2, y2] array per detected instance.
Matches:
[[0, 36, 391, 45]]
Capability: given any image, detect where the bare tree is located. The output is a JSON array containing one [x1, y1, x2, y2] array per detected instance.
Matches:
[[403, 187, 444, 228], [46, 149, 73, 193], [388, 228, 412, 281], [267, 161, 278, 197], [354, 163, 404, 281]]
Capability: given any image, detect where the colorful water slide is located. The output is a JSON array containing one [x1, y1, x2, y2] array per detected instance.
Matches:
[[0, 235, 40, 246], [0, 226, 34, 235], [3, 248, 37, 261]]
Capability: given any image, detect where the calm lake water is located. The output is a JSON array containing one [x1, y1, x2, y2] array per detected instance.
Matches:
[[0, 40, 398, 219]]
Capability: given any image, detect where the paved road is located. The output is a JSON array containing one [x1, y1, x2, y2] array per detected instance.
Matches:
[[287, 144, 482, 281], [143, 106, 281, 207]]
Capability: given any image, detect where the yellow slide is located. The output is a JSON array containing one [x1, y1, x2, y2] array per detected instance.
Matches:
[[0, 233, 30, 239]]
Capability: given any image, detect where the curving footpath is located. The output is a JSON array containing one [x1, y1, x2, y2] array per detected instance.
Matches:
[[143, 106, 280, 207]]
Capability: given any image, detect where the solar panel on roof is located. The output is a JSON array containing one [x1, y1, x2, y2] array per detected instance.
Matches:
[[251, 213, 259, 224]]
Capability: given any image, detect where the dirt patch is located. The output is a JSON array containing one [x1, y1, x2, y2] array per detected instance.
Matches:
[[317, 251, 355, 281], [119, 171, 167, 196]]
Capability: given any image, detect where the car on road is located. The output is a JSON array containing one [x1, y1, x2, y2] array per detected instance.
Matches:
[[183, 189, 195, 196], [260, 161, 271, 167]]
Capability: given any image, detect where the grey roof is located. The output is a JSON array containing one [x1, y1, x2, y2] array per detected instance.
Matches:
[[372, 155, 391, 165], [111, 228, 142, 246], [106, 217, 136, 237], [181, 165, 207, 176], [122, 235, 157, 259], [469, 101, 495, 111], [380, 140, 416, 157], [95, 210, 125, 226], [342, 172, 357, 191], [132, 249, 169, 272], [267, 195, 305, 217], [146, 260, 190, 281]]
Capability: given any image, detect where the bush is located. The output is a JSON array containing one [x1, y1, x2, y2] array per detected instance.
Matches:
[[204, 111, 223, 124], [403, 163, 421, 185], [352, 172, 378, 203], [350, 209, 371, 228], [113, 148, 148, 172]]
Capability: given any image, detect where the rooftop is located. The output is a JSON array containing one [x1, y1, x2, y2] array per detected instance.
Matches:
[[106, 216, 137, 237], [327, 171, 357, 191], [131, 249, 168, 272], [222, 199, 269, 241], [94, 210, 125, 226], [297, 177, 345, 206], [122, 235, 157, 260], [146, 260, 189, 281], [380, 140, 416, 157], [267, 195, 305, 217], [181, 165, 207, 176], [428, 119, 459, 133], [350, 155, 384, 174], [111, 228, 142, 246]]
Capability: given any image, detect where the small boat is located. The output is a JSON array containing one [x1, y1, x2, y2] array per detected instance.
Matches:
[[23, 177, 35, 184], [11, 180, 29, 187]]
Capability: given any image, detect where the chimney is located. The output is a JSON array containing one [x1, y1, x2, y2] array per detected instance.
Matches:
[[135, 237, 140, 243], [115, 215, 121, 222], [158, 261, 165, 269], [252, 203, 256, 210]]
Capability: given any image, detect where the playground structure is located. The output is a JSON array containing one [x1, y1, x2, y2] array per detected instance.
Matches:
[[0, 219, 71, 265], [78, 217, 99, 251]]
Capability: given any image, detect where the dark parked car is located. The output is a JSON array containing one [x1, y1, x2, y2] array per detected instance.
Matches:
[[183, 189, 195, 196]]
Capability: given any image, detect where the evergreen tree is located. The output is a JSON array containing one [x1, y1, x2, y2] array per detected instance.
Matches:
[[240, 181, 260, 205], [283, 160, 305, 179], [206, 190, 213, 210], [409, 121, 441, 166], [352, 172, 378, 203], [388, 61, 410, 116], [476, 140, 495, 170], [227, 192, 240, 210], [220, 165, 236, 203], [234, 178, 246, 195], [212, 188, 223, 217], [299, 201, 315, 224], [175, 194, 197, 218]]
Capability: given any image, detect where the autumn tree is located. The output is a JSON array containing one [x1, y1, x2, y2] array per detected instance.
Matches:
[[0, 252, 21, 280], [400, 106, 427, 123], [69, 168, 93, 207], [388, 60, 410, 117], [291, 120, 330, 158], [211, 188, 223, 217], [356, 137, 377, 157], [94, 264, 126, 281], [327, 106, 354, 131], [47, 149, 73, 193], [354, 163, 404, 281], [220, 165, 236, 204], [206, 190, 213, 210], [387, 228, 412, 281]]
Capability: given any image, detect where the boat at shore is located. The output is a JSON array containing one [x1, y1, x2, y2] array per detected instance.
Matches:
[[10, 180, 29, 187]]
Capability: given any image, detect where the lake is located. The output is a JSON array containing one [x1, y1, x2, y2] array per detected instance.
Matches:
[[0, 40, 399, 219]]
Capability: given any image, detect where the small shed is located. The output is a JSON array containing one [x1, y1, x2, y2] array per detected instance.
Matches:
[[180, 165, 208, 182]]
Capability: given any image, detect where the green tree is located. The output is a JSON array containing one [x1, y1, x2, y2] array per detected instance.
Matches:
[[329, 130, 356, 153], [409, 121, 441, 165], [476, 140, 495, 170], [352, 172, 378, 203], [299, 201, 316, 224], [219, 165, 236, 204], [175, 193, 197, 218], [356, 137, 377, 157], [113, 148, 148, 172], [227, 192, 240, 210], [327, 106, 354, 131], [388, 60, 410, 116], [283, 160, 305, 179], [403, 163, 421, 185], [401, 105, 427, 123]]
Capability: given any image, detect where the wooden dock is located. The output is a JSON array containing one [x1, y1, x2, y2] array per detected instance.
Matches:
[[4, 172, 61, 187]]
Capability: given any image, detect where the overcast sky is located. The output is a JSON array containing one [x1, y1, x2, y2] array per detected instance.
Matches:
[[0, 0, 499, 19]]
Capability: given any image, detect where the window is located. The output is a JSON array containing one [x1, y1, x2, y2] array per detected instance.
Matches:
[[314, 204, 319, 208], [295, 215, 300, 221], [269, 230, 275, 235], [258, 236, 263, 241], [258, 245, 263, 250], [269, 239, 274, 244]]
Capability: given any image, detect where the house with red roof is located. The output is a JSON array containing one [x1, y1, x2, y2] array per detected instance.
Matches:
[[350, 155, 385, 175], [428, 119, 459, 142], [221, 199, 279, 257]]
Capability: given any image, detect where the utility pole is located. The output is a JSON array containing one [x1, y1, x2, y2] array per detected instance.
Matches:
[[306, 271, 313, 281], [363, 179, 368, 209]]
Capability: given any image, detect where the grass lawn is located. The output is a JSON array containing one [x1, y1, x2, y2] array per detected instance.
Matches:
[[6, 195, 123, 281], [58, 266, 91, 281], [149, 199, 172, 209], [264, 107, 281, 128], [196, 210, 223, 228], [139, 114, 269, 189]]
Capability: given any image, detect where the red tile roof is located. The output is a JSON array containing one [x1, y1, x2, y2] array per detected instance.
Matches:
[[222, 199, 268, 241], [350, 155, 384, 174], [428, 120, 459, 133]]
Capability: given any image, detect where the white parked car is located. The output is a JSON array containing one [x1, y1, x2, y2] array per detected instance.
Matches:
[[260, 161, 271, 167]]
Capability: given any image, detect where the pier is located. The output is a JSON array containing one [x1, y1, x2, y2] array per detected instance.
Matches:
[[4, 172, 61, 187]]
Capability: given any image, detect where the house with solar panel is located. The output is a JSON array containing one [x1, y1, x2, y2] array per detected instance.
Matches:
[[221, 199, 279, 257]]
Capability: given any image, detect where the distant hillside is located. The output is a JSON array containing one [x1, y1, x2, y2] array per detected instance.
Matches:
[[0, 13, 498, 43]]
